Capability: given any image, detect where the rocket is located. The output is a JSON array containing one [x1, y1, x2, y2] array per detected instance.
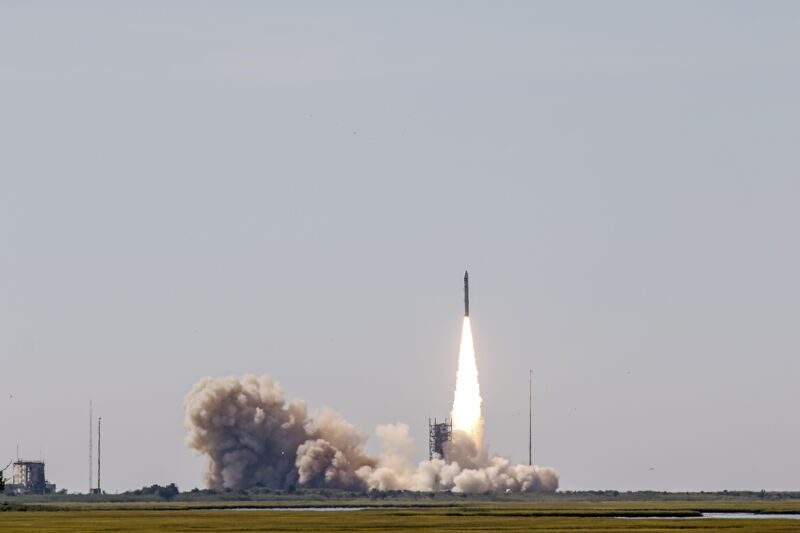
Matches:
[[464, 271, 469, 317]]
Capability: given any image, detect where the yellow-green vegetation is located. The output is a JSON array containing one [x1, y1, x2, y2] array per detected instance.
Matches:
[[3, 501, 800, 532]]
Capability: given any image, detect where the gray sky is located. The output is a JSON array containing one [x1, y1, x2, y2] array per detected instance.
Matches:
[[2, 1, 799, 493]]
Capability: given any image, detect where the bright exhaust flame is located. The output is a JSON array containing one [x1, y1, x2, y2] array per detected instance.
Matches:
[[451, 316, 484, 444]]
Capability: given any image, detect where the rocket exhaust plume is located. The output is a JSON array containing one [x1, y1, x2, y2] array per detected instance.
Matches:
[[451, 315, 483, 444], [183, 272, 559, 493], [183, 374, 558, 492], [452, 271, 482, 443]]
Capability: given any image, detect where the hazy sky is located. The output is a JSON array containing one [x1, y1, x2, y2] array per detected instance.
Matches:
[[2, 1, 799, 493]]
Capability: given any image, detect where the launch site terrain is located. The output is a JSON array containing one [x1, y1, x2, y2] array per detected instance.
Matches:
[[4, 492, 800, 533]]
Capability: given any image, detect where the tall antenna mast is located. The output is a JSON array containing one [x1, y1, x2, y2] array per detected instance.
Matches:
[[97, 417, 101, 493], [89, 400, 93, 493], [528, 369, 532, 466]]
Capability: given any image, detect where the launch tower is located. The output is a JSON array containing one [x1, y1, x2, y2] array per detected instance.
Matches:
[[428, 418, 453, 460]]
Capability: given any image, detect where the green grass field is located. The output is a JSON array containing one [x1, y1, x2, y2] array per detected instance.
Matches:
[[4, 500, 800, 532]]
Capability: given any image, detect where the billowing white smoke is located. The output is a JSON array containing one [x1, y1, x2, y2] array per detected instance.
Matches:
[[183, 374, 559, 492]]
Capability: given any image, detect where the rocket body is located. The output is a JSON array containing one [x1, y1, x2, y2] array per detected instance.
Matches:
[[464, 271, 469, 316]]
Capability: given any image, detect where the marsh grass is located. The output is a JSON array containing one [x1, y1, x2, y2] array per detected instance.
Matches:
[[4, 502, 800, 532]]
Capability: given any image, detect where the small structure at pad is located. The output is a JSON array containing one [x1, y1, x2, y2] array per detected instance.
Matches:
[[9, 460, 56, 494], [428, 418, 452, 460]]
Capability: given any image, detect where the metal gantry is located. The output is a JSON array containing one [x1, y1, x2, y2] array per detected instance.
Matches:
[[428, 418, 453, 460]]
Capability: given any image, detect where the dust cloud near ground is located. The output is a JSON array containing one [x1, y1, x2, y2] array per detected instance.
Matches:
[[184, 374, 558, 492]]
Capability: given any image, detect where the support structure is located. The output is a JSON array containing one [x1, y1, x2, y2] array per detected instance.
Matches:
[[428, 418, 453, 460], [12, 461, 46, 494]]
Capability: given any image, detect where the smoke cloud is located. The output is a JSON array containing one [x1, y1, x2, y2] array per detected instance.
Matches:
[[183, 374, 559, 492]]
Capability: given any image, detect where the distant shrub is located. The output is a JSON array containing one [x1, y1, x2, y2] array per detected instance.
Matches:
[[128, 483, 179, 501]]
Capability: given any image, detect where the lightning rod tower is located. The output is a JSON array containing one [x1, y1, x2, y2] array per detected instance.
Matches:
[[528, 369, 532, 466], [89, 400, 93, 494], [97, 417, 101, 493]]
